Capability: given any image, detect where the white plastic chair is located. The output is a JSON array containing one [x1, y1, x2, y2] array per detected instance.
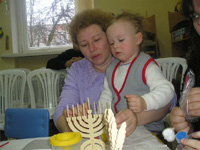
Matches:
[[155, 57, 188, 130], [27, 68, 66, 119], [5, 68, 31, 108], [0, 69, 26, 130], [16, 68, 31, 108], [155, 57, 188, 92]]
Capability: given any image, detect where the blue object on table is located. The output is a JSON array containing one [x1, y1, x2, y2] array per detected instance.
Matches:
[[4, 108, 49, 139], [176, 131, 188, 143]]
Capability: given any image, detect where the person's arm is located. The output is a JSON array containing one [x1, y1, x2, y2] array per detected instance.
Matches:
[[115, 108, 137, 137], [56, 114, 71, 132], [142, 63, 175, 110], [56, 102, 90, 132], [115, 102, 171, 137], [53, 64, 82, 132], [136, 102, 171, 126]]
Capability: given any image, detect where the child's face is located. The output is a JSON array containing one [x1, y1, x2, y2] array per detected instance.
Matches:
[[107, 20, 142, 63]]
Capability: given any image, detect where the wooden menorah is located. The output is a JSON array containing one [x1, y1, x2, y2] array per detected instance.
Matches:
[[66, 99, 107, 150]]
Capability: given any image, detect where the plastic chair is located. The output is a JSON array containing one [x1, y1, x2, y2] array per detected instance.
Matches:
[[155, 57, 188, 92], [155, 57, 188, 140], [4, 108, 49, 139], [27, 68, 66, 119], [0, 69, 26, 131], [16, 68, 31, 108]]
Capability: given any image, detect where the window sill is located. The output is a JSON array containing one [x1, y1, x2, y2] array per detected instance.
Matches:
[[1, 50, 65, 58]]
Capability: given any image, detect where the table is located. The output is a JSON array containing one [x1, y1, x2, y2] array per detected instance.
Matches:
[[0, 126, 170, 150]]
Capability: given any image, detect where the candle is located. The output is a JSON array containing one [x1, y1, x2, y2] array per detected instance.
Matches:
[[67, 105, 69, 118], [87, 97, 90, 110], [94, 102, 96, 115], [72, 105, 74, 117], [77, 104, 80, 116], [83, 103, 85, 116]]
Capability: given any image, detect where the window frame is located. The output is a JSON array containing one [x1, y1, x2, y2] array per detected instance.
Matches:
[[10, 0, 81, 55]]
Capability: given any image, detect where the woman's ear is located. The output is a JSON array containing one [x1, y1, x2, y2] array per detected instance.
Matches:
[[135, 32, 143, 45]]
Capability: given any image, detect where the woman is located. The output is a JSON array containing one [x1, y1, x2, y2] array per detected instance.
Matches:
[[53, 9, 174, 137], [170, 0, 200, 149]]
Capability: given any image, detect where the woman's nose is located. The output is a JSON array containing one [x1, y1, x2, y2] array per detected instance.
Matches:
[[88, 43, 96, 52]]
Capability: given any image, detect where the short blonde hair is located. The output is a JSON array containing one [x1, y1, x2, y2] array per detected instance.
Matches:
[[108, 12, 144, 33], [68, 9, 113, 50]]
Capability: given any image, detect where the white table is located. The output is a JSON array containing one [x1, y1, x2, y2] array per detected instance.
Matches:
[[0, 126, 170, 150]]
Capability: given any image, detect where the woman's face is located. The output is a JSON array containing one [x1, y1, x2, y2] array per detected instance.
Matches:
[[77, 24, 112, 68], [193, 0, 200, 35]]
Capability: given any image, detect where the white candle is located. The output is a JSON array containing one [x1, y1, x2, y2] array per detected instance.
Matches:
[[87, 97, 90, 110], [72, 104, 74, 117], [67, 105, 69, 117]]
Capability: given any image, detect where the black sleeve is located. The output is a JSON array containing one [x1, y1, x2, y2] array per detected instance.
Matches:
[[46, 49, 84, 70]]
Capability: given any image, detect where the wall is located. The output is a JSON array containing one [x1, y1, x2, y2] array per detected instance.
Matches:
[[0, 0, 16, 70], [0, 0, 180, 71], [15, 55, 58, 70], [94, 0, 180, 57]]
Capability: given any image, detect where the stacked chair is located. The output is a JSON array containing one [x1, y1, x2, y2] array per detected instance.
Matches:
[[0, 68, 66, 137], [0, 69, 26, 131], [27, 68, 66, 119]]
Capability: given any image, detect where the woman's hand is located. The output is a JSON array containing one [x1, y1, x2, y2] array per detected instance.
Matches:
[[181, 131, 200, 150], [64, 102, 89, 118], [170, 107, 190, 132], [187, 87, 200, 117], [65, 56, 83, 67], [115, 109, 137, 137], [170, 88, 200, 132]]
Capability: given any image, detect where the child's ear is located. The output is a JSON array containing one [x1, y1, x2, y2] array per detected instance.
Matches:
[[135, 32, 143, 45]]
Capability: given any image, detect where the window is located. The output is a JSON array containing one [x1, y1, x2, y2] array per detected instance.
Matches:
[[10, 0, 93, 54]]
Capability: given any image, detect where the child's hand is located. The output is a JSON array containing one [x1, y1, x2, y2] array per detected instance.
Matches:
[[125, 95, 147, 112]]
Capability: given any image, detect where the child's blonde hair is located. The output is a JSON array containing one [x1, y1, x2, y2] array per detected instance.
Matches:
[[108, 12, 144, 34]]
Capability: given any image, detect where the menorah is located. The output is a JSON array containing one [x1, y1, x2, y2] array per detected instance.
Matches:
[[66, 99, 107, 150]]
